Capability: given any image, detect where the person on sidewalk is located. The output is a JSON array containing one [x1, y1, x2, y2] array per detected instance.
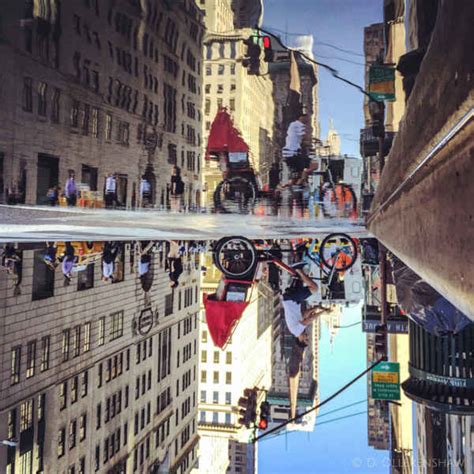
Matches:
[[166, 240, 183, 288], [281, 114, 319, 188], [102, 241, 119, 282], [140, 177, 152, 207], [43, 242, 58, 270], [61, 242, 77, 284], [105, 173, 117, 209], [170, 166, 184, 212], [65, 171, 77, 206]]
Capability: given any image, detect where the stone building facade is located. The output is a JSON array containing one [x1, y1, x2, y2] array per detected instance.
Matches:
[[0, 0, 204, 208], [0, 241, 201, 474]]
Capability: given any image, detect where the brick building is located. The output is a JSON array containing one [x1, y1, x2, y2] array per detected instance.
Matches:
[[0, 241, 201, 473], [0, 0, 204, 209]]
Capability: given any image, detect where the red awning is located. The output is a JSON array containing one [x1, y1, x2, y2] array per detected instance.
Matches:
[[206, 109, 249, 159], [203, 293, 249, 348]]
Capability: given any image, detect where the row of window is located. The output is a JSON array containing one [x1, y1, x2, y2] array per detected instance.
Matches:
[[134, 401, 152, 435], [157, 387, 172, 415], [98, 347, 130, 387], [57, 413, 87, 457], [200, 370, 233, 385], [200, 410, 232, 425], [205, 63, 236, 76], [205, 97, 236, 117], [205, 82, 237, 95], [136, 335, 153, 364], [201, 390, 232, 405], [59, 371, 88, 410], [94, 422, 128, 471], [135, 369, 153, 400], [201, 349, 232, 364], [22, 77, 60, 120]]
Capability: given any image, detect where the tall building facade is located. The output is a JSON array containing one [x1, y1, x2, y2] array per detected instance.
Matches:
[[0, 242, 201, 474], [0, 0, 204, 208]]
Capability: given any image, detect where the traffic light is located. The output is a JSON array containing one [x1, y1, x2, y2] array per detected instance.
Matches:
[[237, 388, 258, 427], [242, 37, 261, 75], [258, 401, 271, 430], [374, 324, 387, 360], [262, 36, 274, 63]]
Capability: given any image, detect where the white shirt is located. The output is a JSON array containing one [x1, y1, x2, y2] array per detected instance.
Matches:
[[283, 299, 306, 337], [140, 179, 151, 195], [283, 120, 306, 157], [106, 176, 116, 193], [139, 261, 150, 276]]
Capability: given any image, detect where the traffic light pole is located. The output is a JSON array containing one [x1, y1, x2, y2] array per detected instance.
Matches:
[[253, 357, 386, 443]]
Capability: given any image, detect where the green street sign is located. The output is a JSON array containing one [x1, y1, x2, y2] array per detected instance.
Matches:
[[371, 362, 400, 401], [368, 65, 396, 101]]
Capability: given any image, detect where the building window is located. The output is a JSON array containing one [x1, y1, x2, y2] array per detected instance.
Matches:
[[205, 84, 210, 94], [69, 419, 77, 449], [213, 351, 219, 364], [213, 391, 219, 404], [81, 104, 90, 135], [225, 392, 231, 404], [204, 98, 210, 115], [71, 376, 78, 403], [37, 82, 48, 116], [230, 63, 236, 75], [83, 323, 91, 352], [20, 399, 33, 431], [226, 352, 232, 364], [51, 88, 61, 122], [58, 428, 66, 458], [200, 390, 206, 403], [110, 311, 124, 340], [98, 317, 105, 346], [212, 412, 218, 423], [26, 340, 36, 378], [218, 64, 224, 75], [32, 249, 54, 300], [225, 413, 231, 424], [91, 107, 99, 137], [71, 100, 80, 127], [206, 121, 211, 130], [165, 293, 173, 316], [79, 414, 87, 441], [201, 331, 207, 343], [23, 77, 33, 112], [213, 371, 219, 384], [10, 346, 21, 385], [72, 325, 81, 357], [105, 112, 113, 140], [229, 99, 235, 111], [40, 336, 50, 371], [163, 83, 177, 133], [59, 381, 67, 410], [200, 371, 207, 383], [62, 329, 70, 362], [205, 65, 211, 75], [217, 84, 224, 94], [201, 350, 207, 363], [81, 371, 88, 397], [226, 372, 232, 384], [217, 98, 223, 108], [119, 121, 130, 144]]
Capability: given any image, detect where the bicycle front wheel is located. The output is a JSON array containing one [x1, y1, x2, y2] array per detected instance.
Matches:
[[213, 177, 256, 213], [213, 236, 257, 279], [319, 233, 358, 272]]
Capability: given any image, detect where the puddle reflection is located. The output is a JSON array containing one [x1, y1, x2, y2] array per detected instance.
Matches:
[[1, 237, 472, 474]]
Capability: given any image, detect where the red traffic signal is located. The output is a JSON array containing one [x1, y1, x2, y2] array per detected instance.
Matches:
[[258, 401, 271, 430], [262, 36, 271, 49], [258, 418, 268, 430]]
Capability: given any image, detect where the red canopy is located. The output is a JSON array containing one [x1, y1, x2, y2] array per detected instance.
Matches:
[[206, 108, 249, 159], [203, 293, 249, 348]]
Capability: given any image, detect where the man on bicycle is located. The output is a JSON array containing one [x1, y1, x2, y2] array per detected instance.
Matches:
[[282, 265, 328, 344], [281, 113, 319, 188]]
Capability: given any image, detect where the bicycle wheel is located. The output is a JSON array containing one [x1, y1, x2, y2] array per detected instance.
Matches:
[[320, 183, 357, 218], [319, 233, 358, 271], [213, 236, 257, 279], [214, 177, 256, 213]]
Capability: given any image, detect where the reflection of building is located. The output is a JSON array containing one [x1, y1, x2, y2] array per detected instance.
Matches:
[[228, 439, 257, 474], [196, 254, 272, 473], [321, 305, 341, 351], [0, 1, 204, 208], [201, 1, 275, 204], [0, 242, 201, 474]]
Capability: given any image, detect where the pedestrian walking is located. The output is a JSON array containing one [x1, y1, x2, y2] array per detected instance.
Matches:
[[43, 242, 58, 270], [102, 241, 119, 282], [140, 176, 152, 207], [47, 185, 59, 206], [138, 241, 155, 276], [61, 242, 77, 283], [166, 240, 183, 288], [170, 166, 184, 212], [105, 173, 117, 209], [65, 171, 77, 206]]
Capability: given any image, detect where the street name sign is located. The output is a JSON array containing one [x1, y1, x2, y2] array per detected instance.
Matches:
[[371, 362, 401, 400], [369, 65, 396, 101]]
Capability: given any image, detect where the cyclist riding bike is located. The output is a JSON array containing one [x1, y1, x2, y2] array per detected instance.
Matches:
[[281, 113, 319, 188]]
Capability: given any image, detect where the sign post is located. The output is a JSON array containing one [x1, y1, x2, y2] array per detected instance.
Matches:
[[371, 362, 400, 401], [368, 65, 396, 101]]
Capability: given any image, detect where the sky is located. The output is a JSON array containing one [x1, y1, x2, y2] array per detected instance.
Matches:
[[262, 0, 383, 157], [259, 303, 390, 473]]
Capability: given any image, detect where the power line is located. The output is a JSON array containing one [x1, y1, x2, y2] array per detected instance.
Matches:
[[264, 25, 365, 57], [253, 357, 384, 442], [257, 26, 375, 101]]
